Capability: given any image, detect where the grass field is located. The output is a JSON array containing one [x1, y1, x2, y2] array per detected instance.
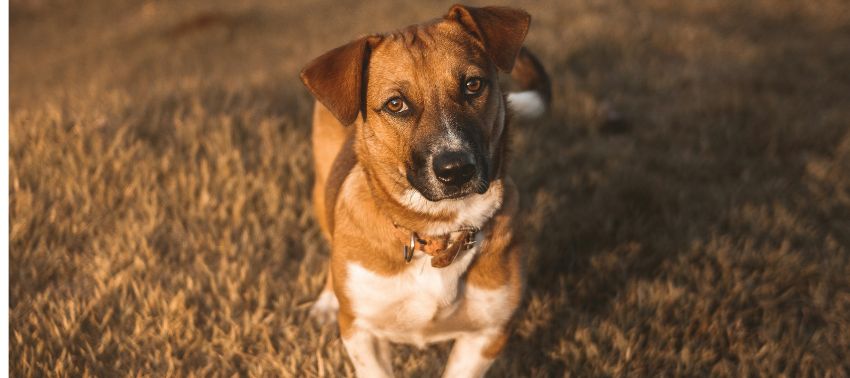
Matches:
[[9, 0, 850, 376]]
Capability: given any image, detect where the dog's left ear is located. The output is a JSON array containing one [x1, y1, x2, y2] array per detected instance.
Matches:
[[446, 4, 531, 72], [300, 36, 379, 126]]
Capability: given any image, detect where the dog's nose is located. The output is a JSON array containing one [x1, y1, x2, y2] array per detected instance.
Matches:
[[433, 151, 476, 186]]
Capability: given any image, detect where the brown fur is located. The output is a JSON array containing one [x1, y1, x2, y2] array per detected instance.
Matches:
[[310, 103, 352, 239]]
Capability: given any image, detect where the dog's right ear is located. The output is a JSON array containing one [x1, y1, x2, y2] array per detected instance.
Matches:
[[447, 4, 530, 72], [300, 36, 378, 126]]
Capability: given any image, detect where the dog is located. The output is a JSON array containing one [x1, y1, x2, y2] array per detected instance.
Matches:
[[300, 4, 550, 377]]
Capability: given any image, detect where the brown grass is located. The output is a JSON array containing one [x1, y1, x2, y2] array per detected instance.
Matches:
[[10, 0, 850, 376]]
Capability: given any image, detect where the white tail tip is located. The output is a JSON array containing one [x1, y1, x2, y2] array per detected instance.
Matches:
[[507, 90, 546, 119]]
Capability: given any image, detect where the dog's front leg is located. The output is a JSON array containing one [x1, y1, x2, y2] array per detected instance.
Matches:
[[342, 326, 393, 378], [442, 329, 506, 378]]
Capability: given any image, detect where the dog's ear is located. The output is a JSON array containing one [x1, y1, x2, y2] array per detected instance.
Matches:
[[447, 4, 530, 72], [300, 36, 377, 126]]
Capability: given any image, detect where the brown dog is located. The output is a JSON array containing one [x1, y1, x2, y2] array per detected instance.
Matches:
[[300, 4, 550, 377]]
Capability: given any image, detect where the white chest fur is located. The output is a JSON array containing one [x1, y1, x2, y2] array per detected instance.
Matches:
[[344, 242, 513, 348]]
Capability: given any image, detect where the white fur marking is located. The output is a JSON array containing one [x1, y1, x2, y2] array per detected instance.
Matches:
[[507, 90, 546, 119], [344, 247, 516, 350], [442, 330, 500, 378], [441, 112, 465, 150], [345, 257, 515, 375], [346, 250, 477, 347], [343, 329, 393, 377], [309, 288, 339, 324], [397, 181, 503, 235], [464, 283, 514, 325]]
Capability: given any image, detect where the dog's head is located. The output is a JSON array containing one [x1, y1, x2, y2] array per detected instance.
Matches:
[[301, 5, 529, 202]]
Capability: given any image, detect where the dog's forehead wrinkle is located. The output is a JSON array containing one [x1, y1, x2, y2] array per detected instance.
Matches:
[[370, 34, 490, 112], [408, 25, 435, 50], [378, 24, 479, 71]]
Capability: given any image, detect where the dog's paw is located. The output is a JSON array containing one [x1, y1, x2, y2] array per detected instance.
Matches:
[[309, 289, 339, 324]]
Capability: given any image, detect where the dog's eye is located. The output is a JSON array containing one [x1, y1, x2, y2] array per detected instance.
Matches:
[[384, 97, 409, 114], [464, 78, 484, 95]]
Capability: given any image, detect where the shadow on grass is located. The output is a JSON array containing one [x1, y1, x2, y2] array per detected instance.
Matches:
[[497, 8, 850, 375]]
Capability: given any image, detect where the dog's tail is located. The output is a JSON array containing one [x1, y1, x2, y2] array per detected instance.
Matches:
[[507, 47, 551, 119]]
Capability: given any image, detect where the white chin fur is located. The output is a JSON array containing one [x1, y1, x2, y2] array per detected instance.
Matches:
[[507, 90, 546, 119], [398, 182, 503, 235]]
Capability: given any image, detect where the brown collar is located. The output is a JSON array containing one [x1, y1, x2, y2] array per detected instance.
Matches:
[[393, 224, 481, 268]]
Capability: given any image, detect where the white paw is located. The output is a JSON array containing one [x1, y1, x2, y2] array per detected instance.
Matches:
[[309, 289, 339, 324]]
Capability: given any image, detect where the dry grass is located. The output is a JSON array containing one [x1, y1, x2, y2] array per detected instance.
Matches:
[[9, 0, 850, 376]]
